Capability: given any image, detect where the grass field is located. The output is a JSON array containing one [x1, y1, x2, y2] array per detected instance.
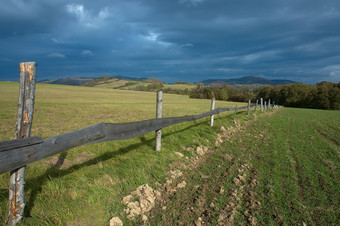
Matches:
[[0, 82, 339, 225], [146, 108, 340, 225], [0, 82, 245, 224]]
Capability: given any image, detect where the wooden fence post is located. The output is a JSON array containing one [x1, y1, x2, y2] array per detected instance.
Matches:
[[255, 99, 258, 112], [210, 98, 215, 126], [247, 100, 250, 116], [7, 62, 37, 225], [268, 99, 271, 110], [260, 98, 263, 112], [155, 90, 163, 151], [264, 101, 267, 111], [234, 105, 237, 124]]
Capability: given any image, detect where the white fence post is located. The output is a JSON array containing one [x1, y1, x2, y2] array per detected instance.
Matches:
[[260, 98, 263, 112], [155, 90, 163, 151], [210, 98, 215, 126]]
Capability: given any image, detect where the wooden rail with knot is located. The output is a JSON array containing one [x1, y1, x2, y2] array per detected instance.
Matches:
[[1, 62, 280, 224]]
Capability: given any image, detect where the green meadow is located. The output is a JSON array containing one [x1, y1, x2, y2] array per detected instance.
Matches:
[[0, 82, 244, 224], [0, 82, 339, 225]]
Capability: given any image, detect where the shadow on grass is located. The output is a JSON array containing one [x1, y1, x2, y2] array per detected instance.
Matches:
[[24, 116, 223, 217]]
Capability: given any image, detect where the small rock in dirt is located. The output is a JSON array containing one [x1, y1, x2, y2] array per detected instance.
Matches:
[[196, 146, 205, 156], [244, 210, 250, 217], [122, 195, 133, 205], [195, 217, 203, 226], [175, 152, 184, 157], [109, 217, 123, 226], [169, 170, 183, 179], [220, 126, 227, 132], [210, 202, 215, 208], [233, 177, 241, 186], [219, 187, 225, 194], [162, 206, 167, 210], [177, 181, 187, 189], [194, 185, 200, 189], [141, 214, 148, 222]]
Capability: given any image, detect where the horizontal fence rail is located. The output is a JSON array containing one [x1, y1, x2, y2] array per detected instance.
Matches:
[[0, 105, 253, 174]]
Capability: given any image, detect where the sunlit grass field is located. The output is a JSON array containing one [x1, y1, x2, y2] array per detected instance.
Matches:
[[0, 82, 338, 225], [0, 82, 245, 224], [147, 108, 340, 225]]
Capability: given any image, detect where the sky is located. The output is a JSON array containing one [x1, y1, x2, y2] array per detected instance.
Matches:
[[1, 0, 340, 84]]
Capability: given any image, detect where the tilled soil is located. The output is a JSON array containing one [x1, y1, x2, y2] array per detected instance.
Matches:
[[119, 115, 270, 225]]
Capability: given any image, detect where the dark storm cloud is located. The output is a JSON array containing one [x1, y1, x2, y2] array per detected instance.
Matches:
[[0, 0, 340, 83]]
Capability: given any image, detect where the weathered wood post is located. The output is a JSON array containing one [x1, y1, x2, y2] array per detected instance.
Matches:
[[247, 100, 250, 116], [155, 90, 163, 151], [268, 99, 271, 110], [255, 99, 258, 112], [210, 98, 215, 126], [260, 98, 263, 112], [7, 62, 37, 225], [264, 101, 267, 111], [234, 105, 237, 124]]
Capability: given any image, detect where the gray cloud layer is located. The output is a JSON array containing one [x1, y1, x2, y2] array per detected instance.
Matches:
[[1, 0, 340, 83]]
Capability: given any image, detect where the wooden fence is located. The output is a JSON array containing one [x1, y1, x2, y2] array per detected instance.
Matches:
[[0, 62, 280, 224]]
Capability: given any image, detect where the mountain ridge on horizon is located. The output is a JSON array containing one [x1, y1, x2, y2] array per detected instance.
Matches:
[[37, 75, 296, 86], [199, 76, 296, 86]]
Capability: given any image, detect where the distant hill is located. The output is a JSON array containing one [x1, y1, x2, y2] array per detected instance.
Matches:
[[39, 76, 157, 86], [39, 77, 93, 86], [114, 75, 148, 81], [200, 76, 296, 86]]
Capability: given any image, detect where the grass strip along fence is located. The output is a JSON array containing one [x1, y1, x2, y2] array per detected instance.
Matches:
[[0, 62, 279, 224]]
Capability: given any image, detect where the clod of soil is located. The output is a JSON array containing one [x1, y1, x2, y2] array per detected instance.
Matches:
[[109, 217, 123, 226], [122, 184, 161, 219], [169, 169, 183, 179], [196, 146, 208, 156], [177, 181, 187, 189], [175, 152, 184, 157]]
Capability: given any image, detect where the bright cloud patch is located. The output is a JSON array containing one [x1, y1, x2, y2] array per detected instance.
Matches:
[[47, 53, 66, 58], [65, 4, 111, 28], [82, 50, 94, 56]]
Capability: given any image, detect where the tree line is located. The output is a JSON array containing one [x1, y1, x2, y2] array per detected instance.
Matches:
[[256, 82, 340, 110], [189, 82, 340, 110]]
